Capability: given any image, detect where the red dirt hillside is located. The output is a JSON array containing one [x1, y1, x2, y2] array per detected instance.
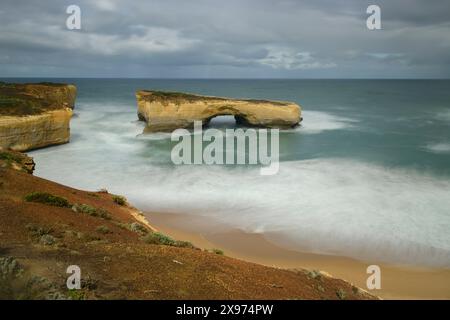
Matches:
[[0, 150, 376, 300]]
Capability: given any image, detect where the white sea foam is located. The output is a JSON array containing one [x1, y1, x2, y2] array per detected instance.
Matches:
[[294, 110, 358, 134], [426, 142, 450, 154], [135, 110, 358, 139], [30, 102, 450, 268], [32, 154, 450, 267], [435, 109, 450, 122]]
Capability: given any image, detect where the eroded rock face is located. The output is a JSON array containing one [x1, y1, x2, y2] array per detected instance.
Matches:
[[136, 90, 301, 132], [0, 83, 76, 151], [0, 149, 35, 174]]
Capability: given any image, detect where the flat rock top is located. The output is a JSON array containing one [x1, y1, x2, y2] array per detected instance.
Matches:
[[137, 90, 293, 107], [0, 82, 76, 117]]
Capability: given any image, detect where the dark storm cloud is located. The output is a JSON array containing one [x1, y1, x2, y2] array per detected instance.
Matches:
[[0, 0, 449, 78]]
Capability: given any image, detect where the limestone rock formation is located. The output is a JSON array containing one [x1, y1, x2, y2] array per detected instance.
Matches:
[[0, 82, 76, 151], [136, 90, 301, 132], [0, 149, 35, 174]]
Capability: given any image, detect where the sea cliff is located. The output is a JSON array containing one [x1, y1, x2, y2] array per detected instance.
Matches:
[[0, 82, 76, 151]]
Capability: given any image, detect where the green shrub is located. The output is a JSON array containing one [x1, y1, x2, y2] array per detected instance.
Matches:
[[112, 195, 127, 206], [114, 222, 129, 230], [24, 192, 70, 208], [0, 257, 61, 300], [143, 232, 176, 246], [97, 208, 111, 220], [26, 224, 53, 238], [336, 288, 346, 300], [72, 203, 97, 215], [129, 222, 148, 235], [211, 248, 224, 255], [82, 234, 102, 242], [39, 234, 56, 246], [307, 270, 322, 280], [174, 240, 195, 249], [71, 204, 111, 220], [96, 226, 111, 234], [0, 257, 22, 280], [352, 286, 359, 295], [143, 232, 194, 248], [0, 151, 22, 163]]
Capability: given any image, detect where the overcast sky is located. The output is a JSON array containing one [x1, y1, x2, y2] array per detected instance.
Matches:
[[0, 0, 449, 78]]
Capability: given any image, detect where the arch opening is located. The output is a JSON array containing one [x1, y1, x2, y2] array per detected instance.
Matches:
[[204, 113, 252, 129]]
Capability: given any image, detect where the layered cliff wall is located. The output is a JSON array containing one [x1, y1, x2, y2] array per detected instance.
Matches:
[[0, 83, 76, 151], [136, 90, 301, 132]]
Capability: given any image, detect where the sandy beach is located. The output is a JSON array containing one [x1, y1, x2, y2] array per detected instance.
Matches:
[[146, 211, 450, 300]]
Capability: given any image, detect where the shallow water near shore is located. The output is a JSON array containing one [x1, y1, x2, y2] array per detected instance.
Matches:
[[6, 78, 449, 269]]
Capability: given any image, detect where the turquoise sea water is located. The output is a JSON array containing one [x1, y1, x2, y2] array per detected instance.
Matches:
[[6, 79, 450, 267]]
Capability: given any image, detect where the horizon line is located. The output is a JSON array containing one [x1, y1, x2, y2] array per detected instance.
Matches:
[[1, 77, 450, 80]]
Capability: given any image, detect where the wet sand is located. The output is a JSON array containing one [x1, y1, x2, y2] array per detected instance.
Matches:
[[146, 211, 450, 300]]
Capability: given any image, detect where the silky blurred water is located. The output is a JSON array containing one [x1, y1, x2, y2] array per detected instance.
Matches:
[[5, 78, 449, 267]]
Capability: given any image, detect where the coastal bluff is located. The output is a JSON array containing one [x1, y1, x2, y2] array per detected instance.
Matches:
[[136, 90, 301, 132], [0, 82, 76, 151]]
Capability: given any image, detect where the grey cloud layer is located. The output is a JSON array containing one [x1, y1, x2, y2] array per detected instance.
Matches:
[[0, 0, 449, 78]]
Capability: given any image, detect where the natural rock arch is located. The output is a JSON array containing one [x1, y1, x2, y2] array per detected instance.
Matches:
[[136, 90, 302, 132]]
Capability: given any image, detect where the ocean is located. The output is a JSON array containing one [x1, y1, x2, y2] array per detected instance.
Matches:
[[6, 78, 450, 268]]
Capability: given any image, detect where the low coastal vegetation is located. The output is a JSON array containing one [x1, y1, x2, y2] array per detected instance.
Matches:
[[0, 94, 48, 116], [24, 192, 70, 208], [211, 248, 224, 255], [112, 195, 127, 206], [0, 256, 65, 300], [336, 288, 347, 300], [142, 90, 289, 106], [26, 224, 57, 246], [0, 151, 22, 163], [71, 203, 111, 220], [0, 150, 35, 173], [116, 221, 194, 249], [96, 225, 112, 234], [129, 222, 149, 235], [24, 191, 112, 220], [0, 82, 75, 116], [143, 232, 195, 249]]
